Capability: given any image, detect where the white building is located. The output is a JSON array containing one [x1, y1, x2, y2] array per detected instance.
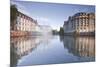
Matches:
[[39, 25, 52, 35]]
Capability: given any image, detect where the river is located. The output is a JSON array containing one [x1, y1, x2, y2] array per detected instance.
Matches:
[[10, 35, 95, 67]]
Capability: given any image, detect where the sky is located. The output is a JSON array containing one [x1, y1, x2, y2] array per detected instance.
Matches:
[[11, 0, 95, 31]]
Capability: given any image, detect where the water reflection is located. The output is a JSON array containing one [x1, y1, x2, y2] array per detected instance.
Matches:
[[61, 36, 95, 57], [10, 35, 95, 67], [10, 35, 53, 67]]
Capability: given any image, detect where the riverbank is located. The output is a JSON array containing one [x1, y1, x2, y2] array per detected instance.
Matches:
[[63, 32, 95, 36], [10, 31, 51, 37], [10, 31, 28, 37]]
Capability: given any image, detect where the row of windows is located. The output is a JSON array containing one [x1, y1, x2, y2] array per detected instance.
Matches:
[[18, 14, 33, 21], [65, 24, 94, 30], [17, 16, 35, 24], [17, 21, 36, 29], [77, 26, 95, 29], [65, 22, 94, 28]]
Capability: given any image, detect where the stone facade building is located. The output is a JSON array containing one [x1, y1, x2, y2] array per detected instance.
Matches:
[[11, 11, 38, 36], [63, 12, 95, 35], [16, 12, 37, 32]]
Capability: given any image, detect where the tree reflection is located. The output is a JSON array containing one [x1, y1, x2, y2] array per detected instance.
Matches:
[[10, 42, 19, 67]]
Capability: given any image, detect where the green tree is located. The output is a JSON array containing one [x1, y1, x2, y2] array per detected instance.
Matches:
[[10, 5, 18, 30], [59, 27, 64, 35]]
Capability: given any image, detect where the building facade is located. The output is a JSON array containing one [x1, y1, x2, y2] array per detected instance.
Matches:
[[63, 12, 95, 35], [10, 4, 52, 37], [11, 11, 38, 36], [16, 12, 37, 32], [39, 25, 52, 35]]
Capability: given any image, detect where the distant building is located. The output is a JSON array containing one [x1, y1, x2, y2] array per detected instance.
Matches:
[[63, 12, 95, 35], [39, 25, 52, 35]]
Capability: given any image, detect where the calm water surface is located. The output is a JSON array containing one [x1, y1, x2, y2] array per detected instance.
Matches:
[[10, 35, 95, 67]]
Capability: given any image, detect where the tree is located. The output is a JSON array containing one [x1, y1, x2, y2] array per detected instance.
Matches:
[[52, 29, 58, 35], [59, 27, 64, 35], [10, 5, 18, 30]]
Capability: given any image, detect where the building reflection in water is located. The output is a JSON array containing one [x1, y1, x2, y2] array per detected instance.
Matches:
[[10, 35, 53, 67], [11, 35, 95, 67], [10, 37, 39, 67], [61, 36, 95, 58]]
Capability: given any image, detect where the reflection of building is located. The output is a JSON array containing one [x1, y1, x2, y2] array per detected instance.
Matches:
[[10, 35, 53, 67], [63, 12, 95, 35], [62, 36, 95, 57], [10, 37, 42, 67], [10, 37, 41, 58], [10, 35, 53, 59], [75, 37, 95, 57], [10, 43, 19, 67]]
